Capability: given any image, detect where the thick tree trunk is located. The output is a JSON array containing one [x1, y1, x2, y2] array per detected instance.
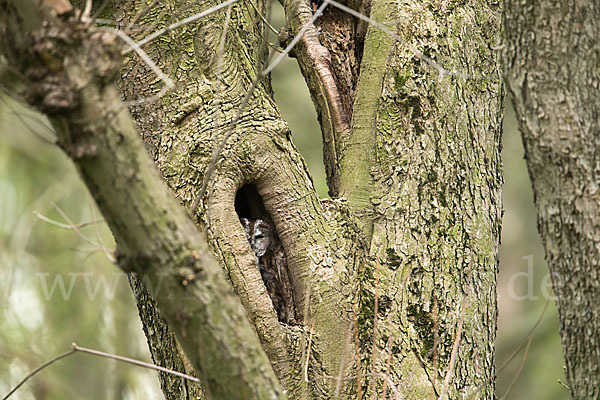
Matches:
[[503, 1, 600, 398], [1, 0, 504, 398], [331, 0, 503, 397]]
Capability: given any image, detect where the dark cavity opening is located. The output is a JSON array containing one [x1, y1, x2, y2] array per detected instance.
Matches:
[[235, 184, 297, 325]]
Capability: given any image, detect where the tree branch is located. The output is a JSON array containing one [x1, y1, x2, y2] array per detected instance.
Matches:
[[0, 1, 284, 398]]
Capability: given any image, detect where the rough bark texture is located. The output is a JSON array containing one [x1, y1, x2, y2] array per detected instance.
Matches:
[[111, 0, 358, 397], [1, 0, 504, 398], [334, 0, 503, 397], [503, 0, 600, 398], [0, 2, 284, 399]]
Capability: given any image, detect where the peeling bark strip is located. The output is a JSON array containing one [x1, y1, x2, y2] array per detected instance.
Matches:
[[503, 0, 600, 397], [0, 2, 284, 399], [280, 0, 359, 197]]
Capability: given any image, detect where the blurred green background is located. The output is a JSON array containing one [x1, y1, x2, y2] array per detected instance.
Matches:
[[0, 6, 568, 400]]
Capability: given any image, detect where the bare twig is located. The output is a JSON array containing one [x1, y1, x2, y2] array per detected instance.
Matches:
[[190, 75, 261, 216], [125, 85, 172, 107], [246, 0, 279, 35], [327, 0, 477, 80], [89, 0, 111, 24], [378, 372, 402, 400], [430, 295, 440, 400], [497, 299, 550, 373], [80, 0, 92, 20], [190, 0, 275, 215], [412, 348, 439, 397], [438, 299, 467, 400], [126, 0, 161, 33], [262, 0, 330, 75], [210, 2, 234, 155], [243, 1, 282, 53], [129, 0, 240, 52], [34, 211, 104, 230], [1, 349, 76, 400], [0, 95, 56, 144], [89, 198, 112, 260], [100, 27, 174, 90], [499, 339, 532, 400], [71, 343, 200, 383], [301, 369, 401, 399], [370, 262, 380, 399], [1, 343, 200, 400], [381, 336, 393, 398], [304, 321, 316, 382], [334, 326, 353, 399], [50, 203, 115, 262], [353, 307, 363, 399]]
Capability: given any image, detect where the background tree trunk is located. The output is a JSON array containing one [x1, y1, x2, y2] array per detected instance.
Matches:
[[503, 1, 600, 398]]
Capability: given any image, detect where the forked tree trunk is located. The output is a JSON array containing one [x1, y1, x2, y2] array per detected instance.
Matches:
[[503, 1, 600, 398], [1, 0, 503, 398]]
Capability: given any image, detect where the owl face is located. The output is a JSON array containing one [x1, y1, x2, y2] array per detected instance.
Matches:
[[241, 218, 272, 257]]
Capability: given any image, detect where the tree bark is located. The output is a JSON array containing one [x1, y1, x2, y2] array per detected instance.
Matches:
[[1, 0, 504, 398], [0, 1, 284, 399], [333, 0, 503, 397], [503, 0, 600, 398]]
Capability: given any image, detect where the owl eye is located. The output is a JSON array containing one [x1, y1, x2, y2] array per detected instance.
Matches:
[[255, 234, 265, 239]]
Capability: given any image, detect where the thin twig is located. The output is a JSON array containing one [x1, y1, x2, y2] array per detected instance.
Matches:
[[99, 27, 174, 90], [353, 307, 363, 399], [0, 95, 56, 144], [51, 203, 102, 247], [301, 369, 401, 398], [80, 0, 92, 20], [128, 0, 240, 53], [262, 0, 330, 75], [499, 339, 532, 400], [1, 349, 76, 400], [497, 299, 549, 373], [34, 211, 105, 230], [438, 299, 467, 400], [381, 337, 393, 398], [327, 0, 476, 80], [334, 326, 353, 399], [243, 1, 282, 53], [190, 9, 275, 215], [89, 198, 112, 261], [2, 343, 200, 400], [246, 0, 279, 35], [71, 343, 200, 383], [210, 2, 234, 161], [126, 0, 161, 33], [190, 76, 260, 215], [89, 0, 111, 25], [125, 85, 172, 107], [304, 321, 316, 382], [412, 348, 439, 398], [430, 295, 439, 400], [370, 262, 380, 399], [51, 203, 115, 262], [377, 372, 402, 400]]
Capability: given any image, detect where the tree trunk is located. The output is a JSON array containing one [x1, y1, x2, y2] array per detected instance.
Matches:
[[503, 1, 600, 398], [1, 0, 504, 398]]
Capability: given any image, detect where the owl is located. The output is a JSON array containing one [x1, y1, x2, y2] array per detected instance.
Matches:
[[240, 217, 296, 324], [241, 218, 272, 258]]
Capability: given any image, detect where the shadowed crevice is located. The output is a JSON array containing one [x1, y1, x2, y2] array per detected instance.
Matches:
[[235, 184, 298, 325]]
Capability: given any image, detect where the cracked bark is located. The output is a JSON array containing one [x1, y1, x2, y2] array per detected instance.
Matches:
[[1, 0, 504, 398], [503, 0, 600, 397]]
